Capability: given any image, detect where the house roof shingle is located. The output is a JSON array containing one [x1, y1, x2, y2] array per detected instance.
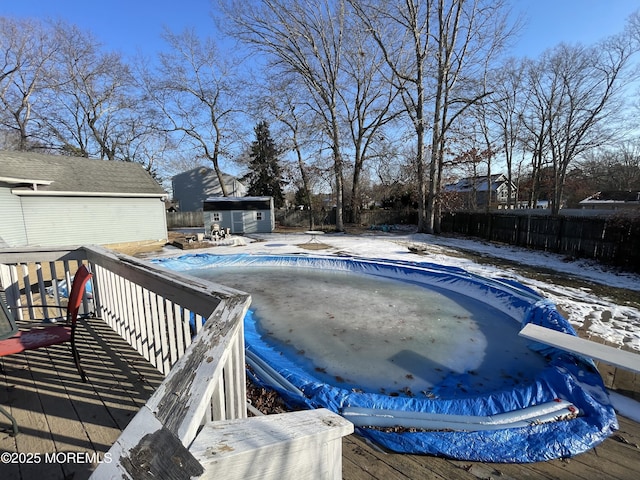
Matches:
[[445, 174, 510, 193], [0, 151, 166, 196]]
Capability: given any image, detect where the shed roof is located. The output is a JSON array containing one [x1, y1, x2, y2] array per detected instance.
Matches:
[[580, 191, 640, 203], [204, 196, 272, 203], [203, 196, 273, 211], [0, 151, 166, 196]]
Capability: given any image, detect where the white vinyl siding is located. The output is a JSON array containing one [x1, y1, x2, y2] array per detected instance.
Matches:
[[0, 186, 28, 247], [19, 196, 167, 247]]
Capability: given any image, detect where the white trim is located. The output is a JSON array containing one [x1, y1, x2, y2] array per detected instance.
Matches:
[[519, 323, 640, 373], [11, 189, 167, 199], [0, 176, 53, 189]]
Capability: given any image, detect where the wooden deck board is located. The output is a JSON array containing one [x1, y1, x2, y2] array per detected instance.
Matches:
[[341, 413, 640, 480], [2, 316, 640, 479], [0, 318, 164, 479]]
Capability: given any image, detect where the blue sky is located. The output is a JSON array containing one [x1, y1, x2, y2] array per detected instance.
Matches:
[[0, 0, 637, 59]]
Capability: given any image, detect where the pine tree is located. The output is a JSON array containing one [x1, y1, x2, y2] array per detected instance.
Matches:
[[244, 121, 285, 208]]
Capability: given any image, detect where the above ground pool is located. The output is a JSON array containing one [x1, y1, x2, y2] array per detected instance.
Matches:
[[153, 253, 618, 463]]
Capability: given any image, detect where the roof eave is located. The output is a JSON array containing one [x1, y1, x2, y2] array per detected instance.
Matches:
[[11, 189, 168, 199], [0, 175, 53, 188]]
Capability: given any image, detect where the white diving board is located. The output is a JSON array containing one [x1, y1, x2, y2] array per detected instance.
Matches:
[[519, 323, 640, 374]]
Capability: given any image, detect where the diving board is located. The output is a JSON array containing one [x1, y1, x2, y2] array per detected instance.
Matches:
[[520, 323, 640, 373]]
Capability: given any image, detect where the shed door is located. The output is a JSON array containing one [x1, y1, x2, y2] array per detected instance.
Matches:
[[232, 211, 244, 233]]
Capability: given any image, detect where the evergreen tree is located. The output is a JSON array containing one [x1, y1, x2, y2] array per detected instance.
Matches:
[[243, 121, 285, 208]]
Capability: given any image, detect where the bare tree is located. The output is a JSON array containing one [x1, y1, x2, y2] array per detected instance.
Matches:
[[0, 17, 23, 105], [0, 17, 57, 151], [142, 28, 245, 196], [579, 141, 640, 191], [351, 0, 514, 232], [519, 56, 553, 208], [348, 0, 432, 231], [524, 35, 638, 214], [484, 57, 528, 208], [258, 75, 321, 228], [338, 10, 402, 223], [224, 0, 348, 231], [37, 22, 143, 161]]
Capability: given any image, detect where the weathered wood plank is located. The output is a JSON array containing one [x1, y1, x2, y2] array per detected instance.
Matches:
[[525, 457, 607, 480], [0, 247, 87, 265], [344, 435, 428, 480], [615, 415, 640, 448], [91, 406, 203, 480], [23, 344, 101, 479], [148, 296, 250, 444], [2, 350, 64, 480], [84, 245, 246, 319], [0, 315, 166, 480], [575, 440, 640, 479], [79, 318, 163, 414], [446, 458, 533, 480], [190, 408, 353, 480], [595, 359, 617, 390], [0, 358, 20, 479], [613, 368, 640, 400], [519, 324, 640, 372]]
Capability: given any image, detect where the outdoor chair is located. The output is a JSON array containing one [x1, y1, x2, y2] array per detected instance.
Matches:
[[0, 265, 92, 435], [0, 264, 92, 383]]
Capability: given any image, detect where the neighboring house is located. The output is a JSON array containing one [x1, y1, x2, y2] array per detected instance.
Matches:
[[0, 151, 168, 248], [444, 174, 518, 210], [172, 167, 246, 212], [579, 191, 640, 210], [203, 196, 274, 234]]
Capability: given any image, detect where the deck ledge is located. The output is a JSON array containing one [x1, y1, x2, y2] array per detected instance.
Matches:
[[189, 408, 353, 480], [519, 323, 640, 373]]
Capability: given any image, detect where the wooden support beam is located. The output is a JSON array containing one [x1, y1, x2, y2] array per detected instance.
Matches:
[[519, 323, 640, 373]]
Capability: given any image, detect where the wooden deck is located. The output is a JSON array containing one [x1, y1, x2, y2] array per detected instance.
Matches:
[[2, 316, 640, 479], [0, 317, 165, 479]]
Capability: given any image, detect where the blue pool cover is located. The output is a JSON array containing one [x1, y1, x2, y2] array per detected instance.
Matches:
[[153, 253, 618, 463]]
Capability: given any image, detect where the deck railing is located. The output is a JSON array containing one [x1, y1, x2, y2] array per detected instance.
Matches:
[[0, 245, 352, 479], [0, 245, 248, 421]]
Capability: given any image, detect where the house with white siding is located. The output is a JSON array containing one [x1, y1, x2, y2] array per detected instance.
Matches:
[[0, 151, 168, 248]]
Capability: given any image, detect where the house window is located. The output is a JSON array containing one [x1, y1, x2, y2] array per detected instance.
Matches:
[[213, 212, 221, 222], [256, 212, 263, 221]]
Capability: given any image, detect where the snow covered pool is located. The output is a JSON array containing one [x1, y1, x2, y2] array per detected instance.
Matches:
[[152, 253, 618, 463], [185, 265, 547, 397]]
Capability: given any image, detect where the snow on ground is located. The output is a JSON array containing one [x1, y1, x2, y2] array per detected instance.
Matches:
[[167, 229, 640, 352], [156, 228, 640, 420]]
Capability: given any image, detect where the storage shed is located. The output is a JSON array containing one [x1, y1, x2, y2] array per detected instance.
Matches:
[[203, 196, 274, 234], [0, 151, 168, 248]]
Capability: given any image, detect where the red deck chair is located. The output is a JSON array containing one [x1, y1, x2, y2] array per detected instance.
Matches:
[[0, 264, 92, 383]]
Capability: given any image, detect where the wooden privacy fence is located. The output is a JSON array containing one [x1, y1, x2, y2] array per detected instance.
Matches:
[[167, 211, 204, 228], [441, 212, 640, 272]]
